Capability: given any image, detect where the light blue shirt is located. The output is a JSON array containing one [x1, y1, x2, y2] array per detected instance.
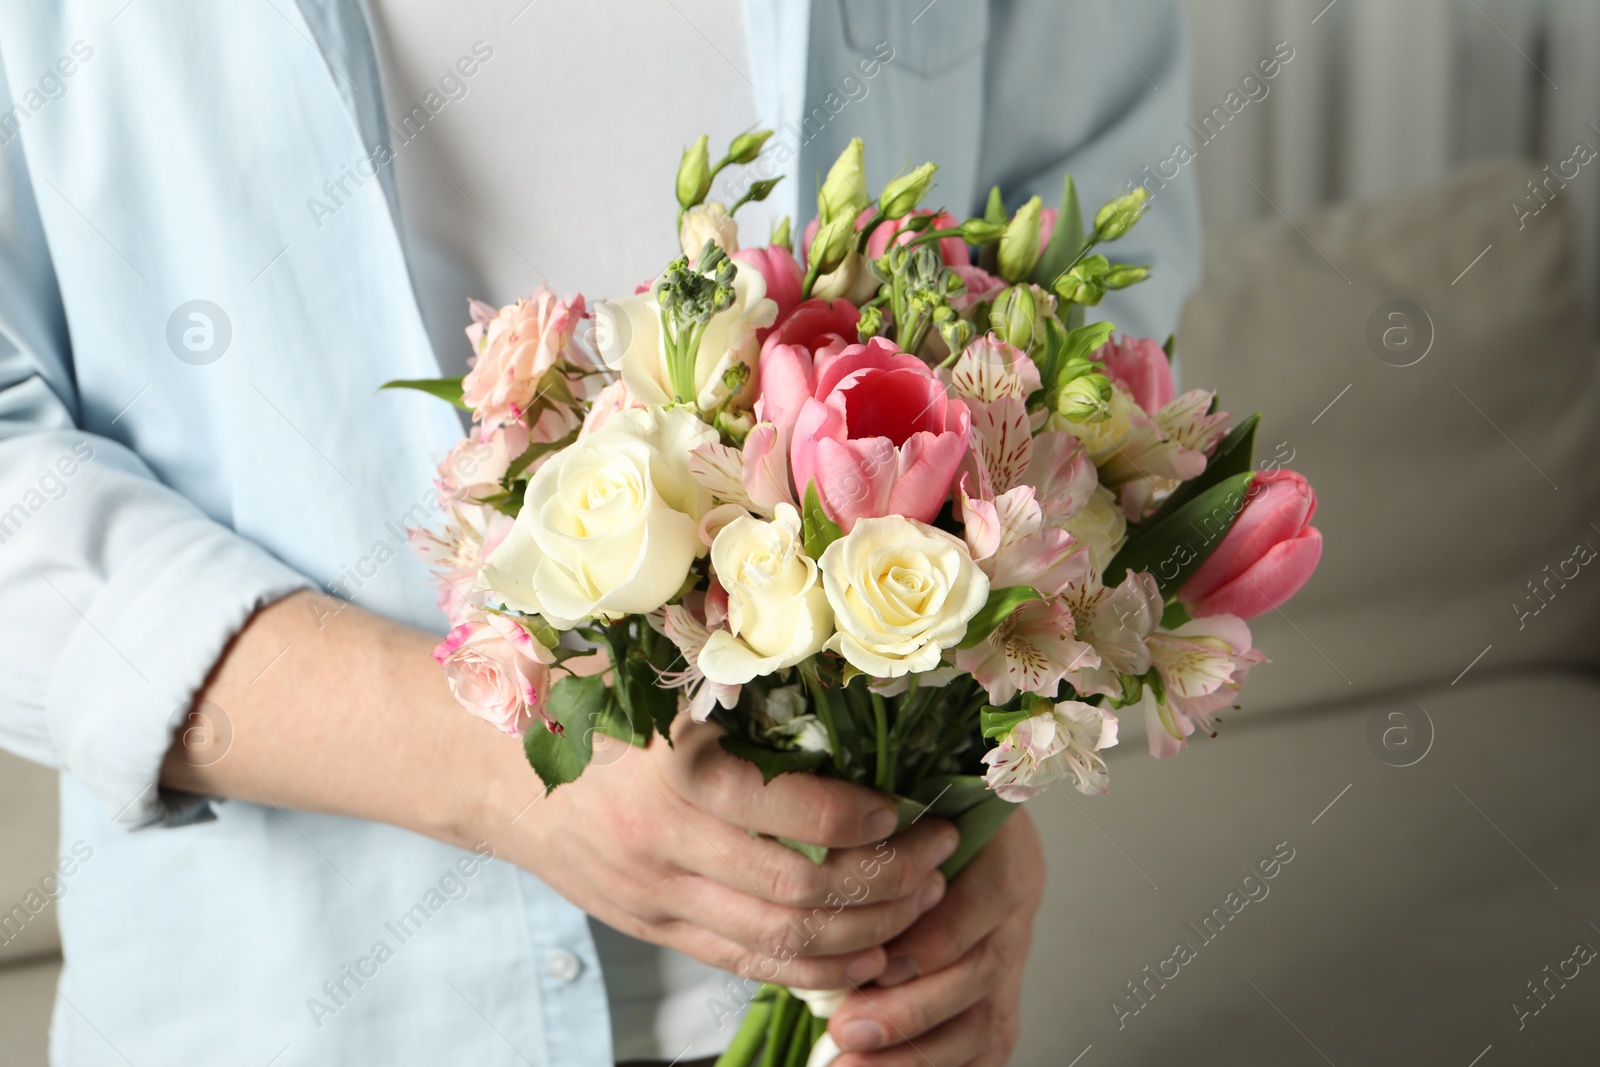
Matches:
[[0, 3, 1196, 1065]]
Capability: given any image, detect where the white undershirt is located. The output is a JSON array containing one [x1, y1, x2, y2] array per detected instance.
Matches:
[[368, 2, 760, 1060]]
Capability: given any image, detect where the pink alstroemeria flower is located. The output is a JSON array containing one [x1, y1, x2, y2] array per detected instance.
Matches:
[[1094, 334, 1174, 415], [784, 338, 972, 530], [1179, 469, 1323, 619]]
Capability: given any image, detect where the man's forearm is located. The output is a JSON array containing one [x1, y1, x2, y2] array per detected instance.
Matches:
[[160, 591, 532, 847]]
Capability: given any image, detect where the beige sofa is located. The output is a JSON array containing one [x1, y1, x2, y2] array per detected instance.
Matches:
[[3, 162, 1597, 1064]]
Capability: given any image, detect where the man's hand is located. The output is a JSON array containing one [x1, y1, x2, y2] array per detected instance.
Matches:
[[826, 811, 1046, 1067], [162, 593, 959, 992], [493, 717, 960, 989]]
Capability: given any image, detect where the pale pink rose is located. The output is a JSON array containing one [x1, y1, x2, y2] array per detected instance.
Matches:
[[733, 245, 805, 324], [1094, 335, 1174, 415], [786, 338, 971, 530], [433, 612, 555, 735], [461, 287, 586, 433], [1179, 469, 1322, 620], [435, 423, 530, 504]]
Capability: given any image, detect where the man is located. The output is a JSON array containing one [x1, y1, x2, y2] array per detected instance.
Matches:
[[0, 2, 1196, 1064]]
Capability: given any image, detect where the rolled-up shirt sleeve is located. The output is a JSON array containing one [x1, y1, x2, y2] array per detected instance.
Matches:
[[0, 100, 311, 828]]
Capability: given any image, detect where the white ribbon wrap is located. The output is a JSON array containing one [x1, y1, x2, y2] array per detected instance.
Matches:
[[788, 987, 848, 1067]]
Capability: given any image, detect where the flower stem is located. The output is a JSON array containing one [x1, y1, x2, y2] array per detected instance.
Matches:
[[713, 989, 775, 1067], [870, 690, 892, 794]]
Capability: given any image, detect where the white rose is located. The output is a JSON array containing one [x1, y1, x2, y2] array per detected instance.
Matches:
[[595, 261, 776, 411], [1061, 484, 1127, 572], [679, 201, 740, 260], [699, 504, 832, 685], [820, 516, 990, 678], [481, 406, 715, 628]]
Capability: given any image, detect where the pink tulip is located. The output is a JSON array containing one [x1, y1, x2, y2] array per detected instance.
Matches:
[[787, 338, 971, 530], [733, 245, 804, 323], [1094, 334, 1174, 414], [1179, 469, 1322, 619], [754, 298, 859, 432]]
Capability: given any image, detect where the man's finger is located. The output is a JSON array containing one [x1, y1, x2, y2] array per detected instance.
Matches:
[[666, 720, 902, 846], [874, 812, 1041, 987]]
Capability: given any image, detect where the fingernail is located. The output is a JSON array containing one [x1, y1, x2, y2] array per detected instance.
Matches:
[[877, 954, 919, 987], [844, 953, 881, 984], [916, 874, 945, 915], [861, 807, 898, 841], [838, 1019, 886, 1051]]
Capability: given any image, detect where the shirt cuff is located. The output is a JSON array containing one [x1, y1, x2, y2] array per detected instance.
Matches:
[[46, 516, 313, 828]]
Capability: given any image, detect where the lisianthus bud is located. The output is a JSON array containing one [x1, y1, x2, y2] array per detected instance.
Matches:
[[879, 162, 938, 220], [1054, 254, 1110, 306], [1052, 366, 1112, 421], [937, 310, 974, 357], [1093, 186, 1150, 240], [715, 407, 754, 444], [677, 134, 712, 211], [990, 284, 1040, 351], [726, 128, 774, 165], [809, 214, 857, 275], [679, 202, 739, 262], [998, 196, 1043, 281], [1104, 263, 1150, 289], [959, 218, 1006, 245], [819, 138, 869, 222]]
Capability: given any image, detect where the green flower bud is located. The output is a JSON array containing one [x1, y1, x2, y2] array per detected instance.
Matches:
[[958, 218, 1006, 245], [879, 162, 938, 220], [990, 285, 1040, 351], [1104, 263, 1151, 290], [1054, 254, 1110, 306], [1093, 186, 1150, 241], [676, 134, 712, 211], [997, 196, 1043, 282], [726, 129, 774, 165], [856, 305, 885, 341], [770, 215, 793, 251], [1053, 370, 1112, 421], [809, 214, 857, 275], [818, 138, 868, 222], [937, 312, 974, 358]]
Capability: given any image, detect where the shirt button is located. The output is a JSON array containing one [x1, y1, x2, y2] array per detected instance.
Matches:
[[544, 949, 582, 982]]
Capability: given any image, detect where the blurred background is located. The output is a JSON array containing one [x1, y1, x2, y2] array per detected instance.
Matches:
[[4, 1, 1599, 1064]]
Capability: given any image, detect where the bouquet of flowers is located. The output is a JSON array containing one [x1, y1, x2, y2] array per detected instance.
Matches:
[[388, 131, 1323, 1067]]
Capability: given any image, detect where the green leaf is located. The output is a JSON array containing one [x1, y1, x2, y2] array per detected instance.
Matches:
[[1031, 174, 1085, 286], [378, 376, 468, 410], [980, 707, 1032, 740], [1057, 321, 1117, 371], [1162, 333, 1177, 362], [1103, 471, 1255, 593], [956, 585, 1044, 650], [984, 185, 1007, 225], [1161, 600, 1192, 630], [941, 795, 1018, 880], [718, 735, 826, 783], [777, 837, 829, 866], [503, 428, 579, 482], [523, 674, 620, 793], [1148, 413, 1259, 523], [801, 480, 844, 560]]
